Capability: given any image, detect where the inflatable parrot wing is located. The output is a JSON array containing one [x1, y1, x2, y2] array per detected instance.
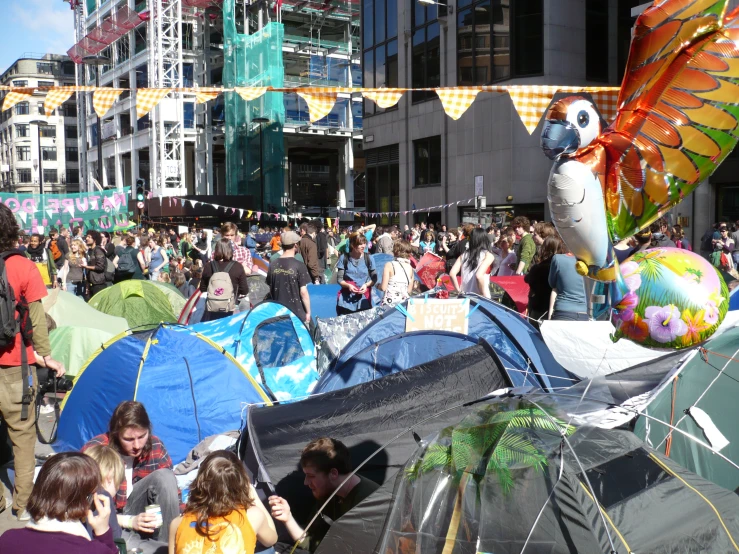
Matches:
[[542, 0, 739, 280]]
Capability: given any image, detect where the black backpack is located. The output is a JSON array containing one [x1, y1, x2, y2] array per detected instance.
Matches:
[[116, 247, 137, 276]]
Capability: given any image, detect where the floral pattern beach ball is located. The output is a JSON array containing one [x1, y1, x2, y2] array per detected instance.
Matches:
[[612, 248, 728, 349]]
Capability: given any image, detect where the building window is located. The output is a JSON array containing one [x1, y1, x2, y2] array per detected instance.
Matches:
[[365, 144, 400, 221], [37, 102, 45, 115], [457, 0, 543, 85], [37, 62, 54, 75], [586, 0, 609, 82], [40, 125, 56, 138], [63, 103, 77, 118], [62, 61, 75, 76], [16, 125, 29, 138], [17, 169, 32, 183], [42, 147, 57, 162], [67, 169, 79, 184], [66, 146, 78, 162], [38, 81, 55, 88], [12, 80, 27, 87], [17, 146, 31, 161], [117, 34, 130, 64], [411, 3, 440, 102], [184, 103, 195, 128], [183, 22, 194, 51], [362, 0, 398, 116], [618, 0, 642, 82], [65, 125, 77, 140], [43, 169, 57, 183], [413, 136, 441, 187], [15, 102, 29, 115], [135, 24, 148, 55], [136, 64, 149, 89]]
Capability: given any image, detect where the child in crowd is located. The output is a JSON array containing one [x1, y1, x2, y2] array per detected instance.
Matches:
[[84, 444, 125, 540], [169, 450, 277, 554]]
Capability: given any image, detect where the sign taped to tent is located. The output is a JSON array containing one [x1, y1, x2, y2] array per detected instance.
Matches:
[[405, 298, 469, 335]]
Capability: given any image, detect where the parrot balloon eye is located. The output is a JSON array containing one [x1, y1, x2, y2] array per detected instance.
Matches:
[[576, 110, 589, 128], [564, 99, 600, 149]]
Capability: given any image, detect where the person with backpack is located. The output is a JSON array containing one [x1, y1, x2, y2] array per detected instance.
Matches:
[[47, 228, 69, 274], [113, 235, 146, 284], [199, 239, 248, 322], [24, 234, 57, 289], [336, 232, 377, 315], [0, 203, 65, 521]]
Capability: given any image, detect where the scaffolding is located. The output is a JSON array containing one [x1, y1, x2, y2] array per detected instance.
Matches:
[[148, 0, 186, 196], [223, 1, 285, 209]]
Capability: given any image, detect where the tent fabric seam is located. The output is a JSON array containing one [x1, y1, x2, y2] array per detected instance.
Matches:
[[577, 480, 632, 553]]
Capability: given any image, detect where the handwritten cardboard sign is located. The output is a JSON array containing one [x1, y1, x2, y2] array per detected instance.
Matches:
[[405, 298, 469, 334]]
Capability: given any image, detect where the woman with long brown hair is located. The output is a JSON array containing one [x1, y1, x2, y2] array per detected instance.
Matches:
[[525, 235, 565, 321], [169, 450, 277, 554]]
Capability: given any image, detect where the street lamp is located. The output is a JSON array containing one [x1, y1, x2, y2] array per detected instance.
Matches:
[[253, 117, 270, 213], [29, 119, 47, 194], [416, 0, 452, 12], [82, 55, 110, 191]]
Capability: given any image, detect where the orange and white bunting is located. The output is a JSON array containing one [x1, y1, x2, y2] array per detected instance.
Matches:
[[192, 88, 222, 104], [363, 90, 404, 109], [135, 88, 170, 119], [44, 87, 77, 117], [297, 91, 338, 123], [590, 89, 619, 123], [435, 88, 482, 120], [234, 86, 267, 102], [507, 86, 560, 134], [2, 88, 35, 112], [93, 88, 124, 118]]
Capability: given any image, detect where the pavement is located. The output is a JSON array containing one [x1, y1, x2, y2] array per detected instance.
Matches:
[[0, 404, 58, 535]]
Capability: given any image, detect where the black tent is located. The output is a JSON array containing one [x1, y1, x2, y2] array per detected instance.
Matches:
[[239, 343, 511, 545], [322, 393, 739, 554]]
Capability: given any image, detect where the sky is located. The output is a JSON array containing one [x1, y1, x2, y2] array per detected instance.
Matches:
[[0, 0, 76, 74]]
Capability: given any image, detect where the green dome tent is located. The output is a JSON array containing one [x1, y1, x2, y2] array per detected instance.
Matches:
[[49, 326, 118, 377], [42, 290, 128, 335], [147, 280, 187, 316], [89, 280, 177, 329]]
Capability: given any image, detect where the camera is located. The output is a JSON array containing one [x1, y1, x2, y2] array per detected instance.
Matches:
[[36, 367, 73, 398]]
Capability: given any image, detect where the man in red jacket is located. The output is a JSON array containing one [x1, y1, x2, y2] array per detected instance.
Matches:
[[0, 204, 65, 520]]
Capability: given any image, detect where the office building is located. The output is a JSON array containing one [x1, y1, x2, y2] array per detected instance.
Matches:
[[0, 54, 80, 194]]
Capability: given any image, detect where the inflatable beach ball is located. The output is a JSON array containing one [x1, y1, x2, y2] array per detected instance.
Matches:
[[612, 248, 728, 350]]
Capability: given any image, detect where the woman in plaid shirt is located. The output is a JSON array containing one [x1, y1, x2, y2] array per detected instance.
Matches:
[[82, 401, 179, 547]]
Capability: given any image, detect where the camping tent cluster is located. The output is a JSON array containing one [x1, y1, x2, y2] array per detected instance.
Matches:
[[54, 260, 739, 554]]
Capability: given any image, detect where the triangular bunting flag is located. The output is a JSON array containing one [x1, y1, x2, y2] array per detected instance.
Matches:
[[589, 89, 619, 124], [363, 90, 404, 109], [94, 88, 125, 118], [247, 210, 253, 218], [508, 86, 559, 134], [256, 212, 262, 219], [233, 87, 267, 102], [189, 199, 199, 208], [297, 91, 338, 123], [2, 88, 35, 112], [136, 88, 170, 120], [212, 204, 220, 210], [17, 211, 27, 224], [326, 218, 331, 227], [435, 88, 482, 120], [191, 88, 222, 104], [239, 209, 244, 219], [44, 87, 76, 117]]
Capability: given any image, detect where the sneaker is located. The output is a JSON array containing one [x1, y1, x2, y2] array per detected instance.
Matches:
[[39, 404, 55, 415], [0, 497, 10, 514], [16, 509, 30, 522]]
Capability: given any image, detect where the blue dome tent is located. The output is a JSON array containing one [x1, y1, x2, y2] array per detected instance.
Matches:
[[313, 295, 575, 394], [191, 301, 317, 401], [57, 325, 271, 463]]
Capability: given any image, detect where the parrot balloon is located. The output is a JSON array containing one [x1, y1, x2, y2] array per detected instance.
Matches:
[[542, 0, 739, 279], [541, 0, 736, 347]]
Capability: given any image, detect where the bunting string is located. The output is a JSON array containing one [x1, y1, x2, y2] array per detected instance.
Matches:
[[0, 84, 620, 133], [338, 197, 477, 217]]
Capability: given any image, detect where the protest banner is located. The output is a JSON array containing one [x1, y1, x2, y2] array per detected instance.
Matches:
[[405, 298, 470, 335]]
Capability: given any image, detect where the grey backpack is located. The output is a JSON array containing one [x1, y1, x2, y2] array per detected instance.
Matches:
[[206, 261, 236, 313]]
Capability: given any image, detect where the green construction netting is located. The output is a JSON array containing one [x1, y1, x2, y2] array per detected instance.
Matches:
[[223, 0, 285, 213]]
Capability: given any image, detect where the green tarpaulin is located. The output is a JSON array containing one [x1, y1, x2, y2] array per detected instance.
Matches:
[[88, 280, 177, 329], [634, 326, 739, 493], [42, 290, 128, 335]]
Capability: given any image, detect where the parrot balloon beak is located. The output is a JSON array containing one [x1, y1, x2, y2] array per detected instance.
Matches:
[[541, 120, 580, 160]]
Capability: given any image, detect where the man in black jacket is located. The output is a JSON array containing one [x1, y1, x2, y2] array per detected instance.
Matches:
[[84, 230, 108, 297]]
